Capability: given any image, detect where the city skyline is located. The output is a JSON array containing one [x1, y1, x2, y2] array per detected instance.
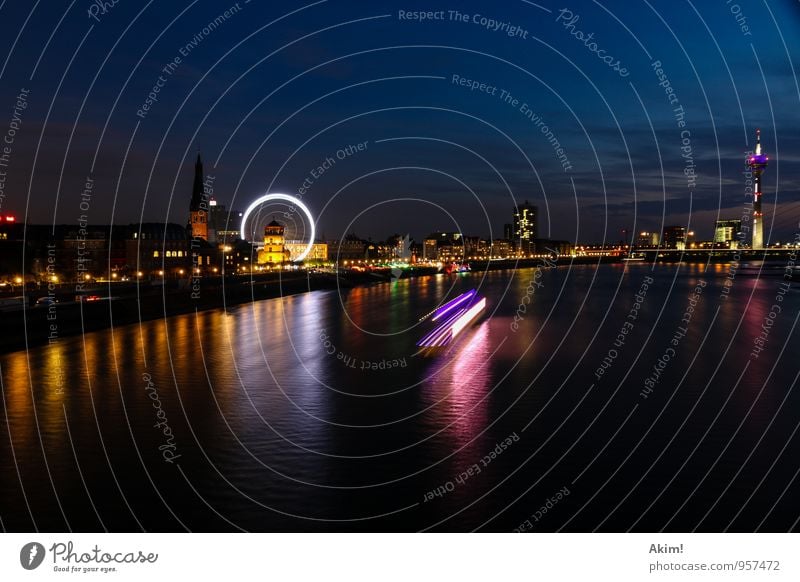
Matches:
[[0, 131, 784, 251], [0, 1, 799, 244]]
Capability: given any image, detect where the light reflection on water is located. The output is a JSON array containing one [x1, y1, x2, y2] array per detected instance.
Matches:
[[1, 264, 799, 531]]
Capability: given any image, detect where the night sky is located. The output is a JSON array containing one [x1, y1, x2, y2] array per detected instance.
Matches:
[[1, 0, 800, 243]]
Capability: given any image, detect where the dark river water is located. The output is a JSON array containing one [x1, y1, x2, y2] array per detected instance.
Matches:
[[1, 262, 799, 532]]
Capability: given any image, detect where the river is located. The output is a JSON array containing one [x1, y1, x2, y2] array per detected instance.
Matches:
[[1, 262, 799, 531]]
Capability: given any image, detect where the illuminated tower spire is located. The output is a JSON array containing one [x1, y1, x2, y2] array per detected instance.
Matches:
[[188, 153, 209, 240], [748, 129, 768, 250]]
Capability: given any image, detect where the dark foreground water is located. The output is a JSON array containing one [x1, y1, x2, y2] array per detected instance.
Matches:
[[1, 263, 799, 532]]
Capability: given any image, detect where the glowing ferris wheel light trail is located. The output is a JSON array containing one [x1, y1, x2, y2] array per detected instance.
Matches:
[[240, 193, 316, 262]]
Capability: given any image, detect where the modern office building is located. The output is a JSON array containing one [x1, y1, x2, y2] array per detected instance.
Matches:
[[714, 219, 742, 248], [661, 226, 687, 250], [513, 201, 537, 253]]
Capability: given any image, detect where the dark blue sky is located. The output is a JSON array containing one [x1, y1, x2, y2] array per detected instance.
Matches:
[[1, 0, 799, 243]]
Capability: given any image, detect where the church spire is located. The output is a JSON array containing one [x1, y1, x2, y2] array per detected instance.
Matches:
[[188, 152, 209, 240], [190, 153, 204, 211]]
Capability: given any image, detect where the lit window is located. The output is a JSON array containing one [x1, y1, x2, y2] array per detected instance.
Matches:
[[153, 251, 159, 258]]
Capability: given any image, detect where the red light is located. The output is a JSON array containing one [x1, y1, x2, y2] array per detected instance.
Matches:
[[5, 216, 15, 222]]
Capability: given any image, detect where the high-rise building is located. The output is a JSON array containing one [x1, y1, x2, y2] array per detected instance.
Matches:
[[661, 226, 687, 250], [748, 129, 769, 249], [513, 200, 537, 253], [636, 231, 659, 247], [714, 219, 742, 248], [188, 154, 209, 240]]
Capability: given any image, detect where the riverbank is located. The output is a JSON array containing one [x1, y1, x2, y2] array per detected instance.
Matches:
[[2, 255, 796, 355], [0, 270, 406, 355]]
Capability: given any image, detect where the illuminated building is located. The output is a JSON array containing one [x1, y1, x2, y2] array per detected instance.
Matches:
[[423, 232, 464, 261], [464, 236, 490, 259], [188, 154, 209, 240], [190, 237, 216, 275], [257, 218, 290, 265], [513, 200, 537, 253], [748, 129, 769, 249], [286, 241, 328, 262], [327, 234, 367, 263], [390, 234, 412, 262], [128, 224, 190, 276], [126, 223, 191, 278], [365, 241, 394, 260], [661, 226, 686, 250], [220, 240, 254, 273], [423, 238, 438, 260], [636, 231, 659, 247], [714, 219, 742, 248], [490, 239, 514, 258]]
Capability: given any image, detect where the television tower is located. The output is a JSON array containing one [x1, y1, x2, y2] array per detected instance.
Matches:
[[748, 129, 769, 249]]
